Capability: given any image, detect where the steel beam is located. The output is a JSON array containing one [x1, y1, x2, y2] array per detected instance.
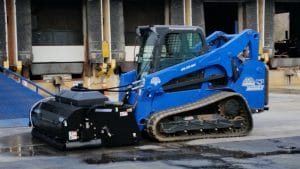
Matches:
[[5, 0, 17, 68], [184, 0, 192, 25]]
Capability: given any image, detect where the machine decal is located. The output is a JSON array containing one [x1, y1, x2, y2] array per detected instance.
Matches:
[[151, 77, 161, 86], [68, 131, 78, 140], [242, 77, 264, 91], [180, 63, 196, 72]]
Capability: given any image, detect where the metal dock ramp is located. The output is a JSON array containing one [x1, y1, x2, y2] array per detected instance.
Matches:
[[0, 67, 53, 127]]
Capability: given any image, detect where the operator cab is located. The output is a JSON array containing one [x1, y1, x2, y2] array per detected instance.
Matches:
[[136, 25, 207, 78]]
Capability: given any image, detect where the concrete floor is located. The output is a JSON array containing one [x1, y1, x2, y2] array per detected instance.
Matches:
[[0, 92, 300, 169]]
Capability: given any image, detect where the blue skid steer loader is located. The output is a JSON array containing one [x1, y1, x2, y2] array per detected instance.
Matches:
[[30, 25, 268, 150]]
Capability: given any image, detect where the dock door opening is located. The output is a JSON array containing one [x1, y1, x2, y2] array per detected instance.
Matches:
[[204, 2, 238, 35], [31, 0, 84, 78], [274, 2, 300, 59], [123, 0, 164, 61]]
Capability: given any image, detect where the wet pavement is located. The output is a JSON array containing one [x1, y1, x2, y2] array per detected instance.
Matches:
[[0, 92, 300, 169], [1, 136, 300, 169]]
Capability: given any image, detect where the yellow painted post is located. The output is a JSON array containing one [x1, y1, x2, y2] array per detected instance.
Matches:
[[258, 0, 267, 62], [16, 60, 22, 74], [184, 0, 192, 26], [3, 59, 9, 69], [102, 41, 110, 59]]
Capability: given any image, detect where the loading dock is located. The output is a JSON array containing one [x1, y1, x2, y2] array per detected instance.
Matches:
[[2, 0, 297, 91], [31, 0, 84, 78]]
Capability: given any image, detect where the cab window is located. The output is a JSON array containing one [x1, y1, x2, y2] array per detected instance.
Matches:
[[159, 32, 203, 70]]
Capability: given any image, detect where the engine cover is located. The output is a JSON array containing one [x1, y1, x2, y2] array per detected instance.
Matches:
[[55, 90, 108, 106]]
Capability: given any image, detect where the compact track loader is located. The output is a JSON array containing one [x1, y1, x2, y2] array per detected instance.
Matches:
[[30, 25, 268, 149]]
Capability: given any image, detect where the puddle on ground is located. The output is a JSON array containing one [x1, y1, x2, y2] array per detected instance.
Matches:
[[0, 144, 61, 157], [1, 131, 300, 164], [0, 132, 62, 157], [83, 145, 255, 164], [83, 144, 300, 164], [84, 150, 241, 169]]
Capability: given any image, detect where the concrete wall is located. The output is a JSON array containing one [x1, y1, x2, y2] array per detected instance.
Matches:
[[16, 0, 32, 66], [265, 0, 274, 50], [110, 0, 125, 61], [269, 69, 300, 87], [245, 0, 258, 30], [86, 0, 102, 63], [192, 0, 205, 29], [273, 13, 289, 42], [170, 0, 184, 25], [0, 0, 6, 64]]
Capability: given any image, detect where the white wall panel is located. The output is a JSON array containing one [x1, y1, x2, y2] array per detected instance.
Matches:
[[32, 46, 84, 62]]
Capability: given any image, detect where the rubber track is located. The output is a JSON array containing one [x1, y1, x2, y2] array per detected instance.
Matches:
[[146, 91, 253, 142]]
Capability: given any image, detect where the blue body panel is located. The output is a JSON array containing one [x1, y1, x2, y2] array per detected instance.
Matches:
[[120, 29, 267, 130], [119, 70, 137, 101]]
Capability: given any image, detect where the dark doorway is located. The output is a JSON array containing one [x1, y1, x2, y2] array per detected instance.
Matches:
[[31, 0, 83, 46], [204, 2, 238, 35], [275, 2, 300, 58], [123, 0, 164, 46]]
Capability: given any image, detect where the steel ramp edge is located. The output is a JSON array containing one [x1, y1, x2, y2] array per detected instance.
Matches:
[[0, 118, 29, 128]]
